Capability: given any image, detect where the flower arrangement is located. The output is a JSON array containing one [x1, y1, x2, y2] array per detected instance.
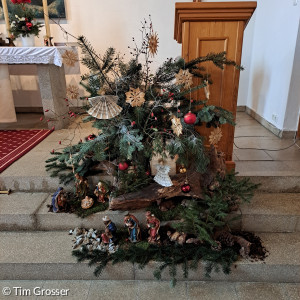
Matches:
[[9, 0, 43, 38]]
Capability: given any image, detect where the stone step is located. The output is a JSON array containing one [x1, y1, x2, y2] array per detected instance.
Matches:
[[0, 280, 298, 300], [0, 231, 299, 282], [1, 174, 300, 193], [0, 193, 299, 232]]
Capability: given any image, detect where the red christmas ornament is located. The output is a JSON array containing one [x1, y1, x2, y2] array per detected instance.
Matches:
[[118, 162, 129, 171], [40, 117, 43, 121], [45, 109, 49, 112], [184, 111, 197, 125], [86, 134, 96, 141], [131, 121, 136, 126], [151, 112, 154, 117], [181, 182, 191, 193], [58, 141, 61, 145], [146, 170, 151, 176], [51, 149, 54, 154]]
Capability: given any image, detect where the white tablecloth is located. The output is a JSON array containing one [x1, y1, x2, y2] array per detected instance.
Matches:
[[0, 47, 64, 66], [0, 46, 78, 123]]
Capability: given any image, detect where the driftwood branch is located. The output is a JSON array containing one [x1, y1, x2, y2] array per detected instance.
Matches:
[[109, 145, 226, 211]]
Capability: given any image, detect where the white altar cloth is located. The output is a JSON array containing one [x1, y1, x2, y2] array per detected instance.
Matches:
[[0, 47, 63, 67], [0, 47, 76, 125]]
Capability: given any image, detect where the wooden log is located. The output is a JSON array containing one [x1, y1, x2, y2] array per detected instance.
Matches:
[[109, 145, 225, 211]]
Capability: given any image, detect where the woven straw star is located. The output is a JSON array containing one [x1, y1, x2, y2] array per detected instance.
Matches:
[[209, 127, 223, 146], [66, 85, 80, 100], [125, 87, 145, 107], [175, 69, 193, 90], [171, 116, 183, 136], [148, 32, 159, 57], [62, 50, 78, 67]]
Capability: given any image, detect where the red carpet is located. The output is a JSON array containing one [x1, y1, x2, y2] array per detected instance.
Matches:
[[0, 129, 52, 173]]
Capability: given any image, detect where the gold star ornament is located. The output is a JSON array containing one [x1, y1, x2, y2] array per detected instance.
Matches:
[[125, 87, 145, 107], [62, 50, 78, 67], [175, 69, 193, 90], [148, 32, 159, 57], [209, 127, 223, 146]]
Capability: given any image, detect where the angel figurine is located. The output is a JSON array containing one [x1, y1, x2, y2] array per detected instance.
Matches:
[[154, 160, 173, 187]]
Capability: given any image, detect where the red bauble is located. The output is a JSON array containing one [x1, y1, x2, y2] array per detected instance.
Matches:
[[184, 111, 197, 125], [181, 183, 191, 193], [118, 162, 129, 171], [86, 134, 96, 141]]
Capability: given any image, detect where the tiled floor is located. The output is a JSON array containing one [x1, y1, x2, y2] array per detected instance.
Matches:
[[1, 112, 300, 176], [234, 112, 300, 176]]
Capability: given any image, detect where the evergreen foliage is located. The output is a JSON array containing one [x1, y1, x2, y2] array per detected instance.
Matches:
[[72, 233, 238, 286], [46, 19, 240, 195]]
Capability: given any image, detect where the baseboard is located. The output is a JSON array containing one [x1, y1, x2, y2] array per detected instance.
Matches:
[[245, 107, 297, 139], [237, 105, 246, 112]]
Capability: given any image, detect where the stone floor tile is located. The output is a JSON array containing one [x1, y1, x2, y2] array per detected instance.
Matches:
[[235, 282, 287, 300], [188, 281, 238, 300], [265, 146, 300, 161], [88, 281, 138, 300], [284, 283, 300, 300], [234, 125, 276, 138], [0, 193, 49, 230], [234, 149, 273, 161], [235, 161, 299, 176], [0, 113, 47, 130], [137, 281, 187, 300]]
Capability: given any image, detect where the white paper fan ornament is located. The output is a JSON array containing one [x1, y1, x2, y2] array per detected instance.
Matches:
[[154, 164, 173, 187], [88, 95, 122, 119]]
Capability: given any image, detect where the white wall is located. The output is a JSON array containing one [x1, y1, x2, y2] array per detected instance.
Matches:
[[283, 20, 300, 131], [245, 0, 300, 131]]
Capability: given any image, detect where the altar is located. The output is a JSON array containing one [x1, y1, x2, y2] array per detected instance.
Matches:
[[0, 46, 78, 130]]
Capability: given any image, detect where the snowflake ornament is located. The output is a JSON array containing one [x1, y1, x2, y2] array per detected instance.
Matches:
[[125, 87, 145, 107], [175, 69, 193, 90], [171, 116, 183, 136], [148, 32, 159, 57], [209, 127, 223, 146], [66, 85, 80, 100], [62, 50, 78, 67]]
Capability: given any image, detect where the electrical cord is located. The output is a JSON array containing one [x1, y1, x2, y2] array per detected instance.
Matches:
[[234, 134, 300, 151]]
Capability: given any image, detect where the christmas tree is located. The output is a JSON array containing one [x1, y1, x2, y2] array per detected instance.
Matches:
[[46, 19, 241, 200], [46, 20, 263, 283]]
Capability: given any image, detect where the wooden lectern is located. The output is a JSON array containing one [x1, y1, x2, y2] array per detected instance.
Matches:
[[174, 1, 256, 170]]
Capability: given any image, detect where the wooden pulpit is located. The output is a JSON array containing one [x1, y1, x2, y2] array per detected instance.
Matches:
[[174, 1, 256, 170]]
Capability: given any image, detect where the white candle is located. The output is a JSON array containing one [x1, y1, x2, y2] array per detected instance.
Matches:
[[42, 0, 51, 38], [1, 0, 11, 37]]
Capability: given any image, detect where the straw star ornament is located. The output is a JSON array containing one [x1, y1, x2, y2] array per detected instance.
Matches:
[[125, 87, 145, 107], [62, 50, 78, 67], [175, 69, 193, 90]]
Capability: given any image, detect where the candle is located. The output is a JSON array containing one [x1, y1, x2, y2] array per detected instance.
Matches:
[[42, 0, 51, 39], [1, 0, 11, 37]]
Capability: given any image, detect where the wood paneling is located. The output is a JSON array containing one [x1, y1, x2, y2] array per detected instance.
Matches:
[[174, 2, 256, 167]]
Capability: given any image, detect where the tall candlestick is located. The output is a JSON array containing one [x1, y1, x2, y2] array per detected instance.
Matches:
[[42, 0, 51, 39], [1, 0, 11, 37]]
